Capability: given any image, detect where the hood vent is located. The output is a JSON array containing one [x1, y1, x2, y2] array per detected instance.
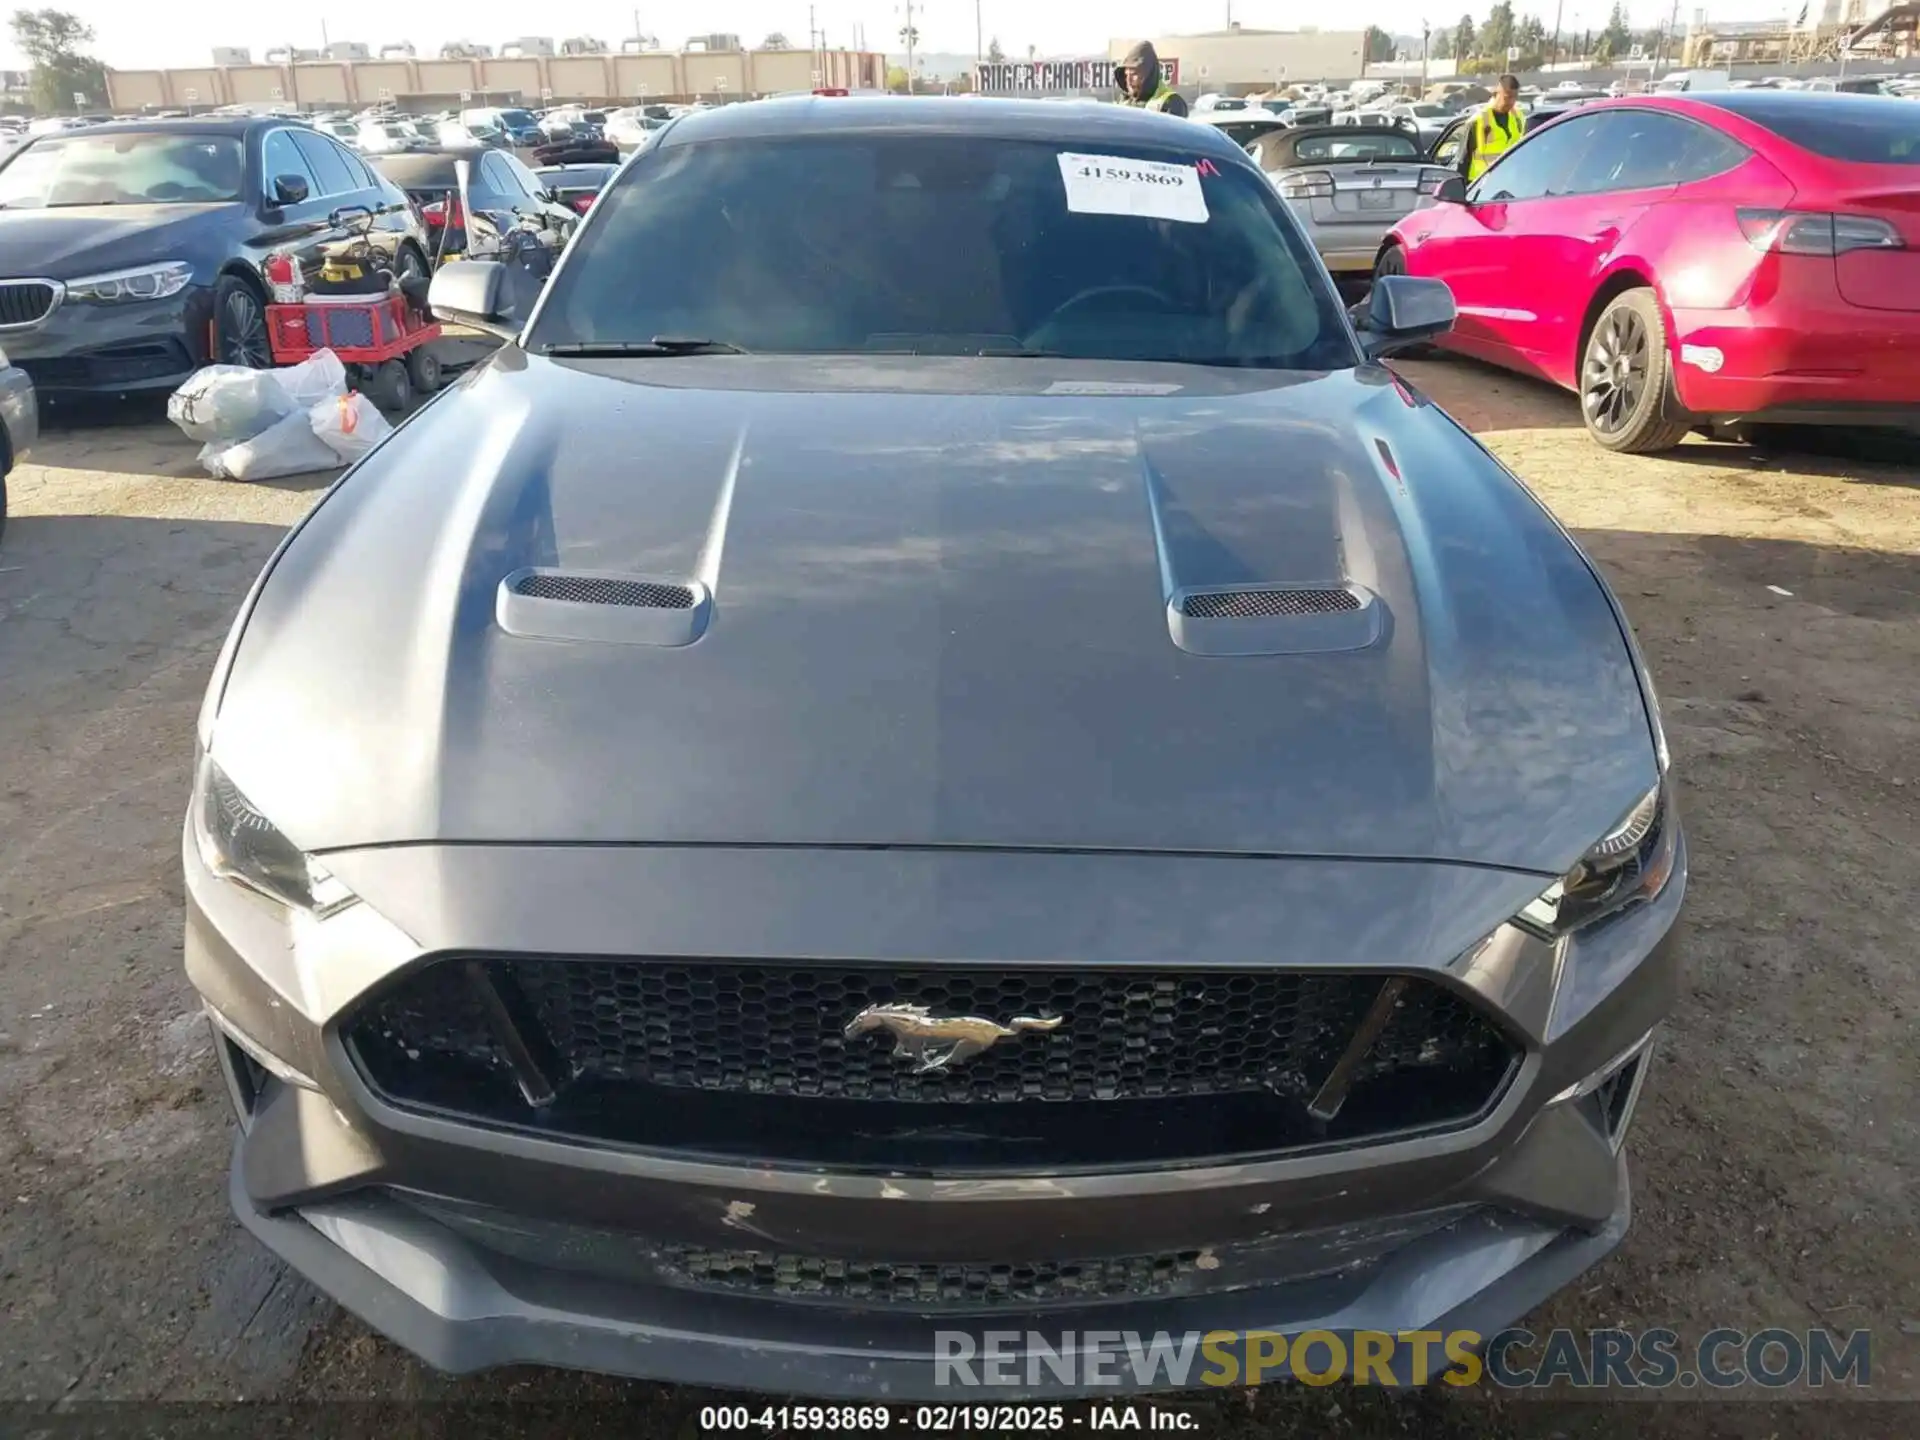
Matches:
[[1168, 583, 1383, 658], [1183, 588, 1360, 620], [497, 567, 711, 647], [512, 573, 695, 610]]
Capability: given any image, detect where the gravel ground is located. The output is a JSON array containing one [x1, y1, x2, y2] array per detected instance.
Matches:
[[0, 354, 1913, 1437]]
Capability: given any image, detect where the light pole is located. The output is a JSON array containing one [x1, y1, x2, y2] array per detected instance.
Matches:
[[975, 0, 983, 63], [1421, 20, 1430, 89]]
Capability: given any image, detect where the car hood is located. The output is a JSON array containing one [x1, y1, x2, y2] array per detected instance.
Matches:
[[0, 204, 237, 277], [212, 353, 1658, 872]]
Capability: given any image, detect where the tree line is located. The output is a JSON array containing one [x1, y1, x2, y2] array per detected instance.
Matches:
[[1368, 4, 1671, 72]]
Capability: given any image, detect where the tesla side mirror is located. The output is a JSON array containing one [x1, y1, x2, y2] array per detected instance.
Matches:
[[428, 259, 516, 339], [1355, 274, 1456, 359], [271, 173, 310, 205], [1431, 174, 1467, 204]]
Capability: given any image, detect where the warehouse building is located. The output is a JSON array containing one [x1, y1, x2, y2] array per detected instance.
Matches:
[[1106, 24, 1372, 91], [105, 46, 885, 112]]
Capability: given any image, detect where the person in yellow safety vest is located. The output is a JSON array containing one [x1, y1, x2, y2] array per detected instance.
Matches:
[[1458, 73, 1527, 182], [1114, 41, 1189, 118]]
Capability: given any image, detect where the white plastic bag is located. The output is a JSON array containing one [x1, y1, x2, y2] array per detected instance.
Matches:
[[166, 365, 293, 444], [276, 348, 347, 408], [309, 391, 394, 462], [200, 408, 341, 481]]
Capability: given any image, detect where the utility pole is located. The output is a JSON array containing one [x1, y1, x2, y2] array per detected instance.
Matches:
[[1661, 0, 1680, 74], [901, 0, 918, 87], [976, 0, 983, 63], [1421, 19, 1430, 90], [1550, 0, 1563, 63]]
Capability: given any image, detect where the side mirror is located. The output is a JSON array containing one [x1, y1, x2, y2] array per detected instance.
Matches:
[[428, 259, 516, 339], [1430, 173, 1467, 204], [271, 172, 310, 205], [1354, 274, 1456, 359]]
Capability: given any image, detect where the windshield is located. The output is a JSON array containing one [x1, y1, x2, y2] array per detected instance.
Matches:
[[0, 132, 244, 206], [499, 109, 536, 128], [529, 134, 1353, 369], [1291, 131, 1422, 161]]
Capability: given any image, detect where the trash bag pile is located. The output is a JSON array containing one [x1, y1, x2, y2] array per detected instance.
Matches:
[[166, 350, 396, 481]]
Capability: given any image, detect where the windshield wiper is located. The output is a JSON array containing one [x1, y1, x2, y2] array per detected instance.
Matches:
[[539, 336, 750, 357]]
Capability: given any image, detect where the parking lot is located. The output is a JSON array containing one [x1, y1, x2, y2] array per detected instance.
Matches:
[[0, 352, 1914, 1436]]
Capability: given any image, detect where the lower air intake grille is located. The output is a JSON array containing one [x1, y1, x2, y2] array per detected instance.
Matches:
[[513, 574, 695, 608], [1184, 588, 1360, 619], [664, 1247, 1207, 1305], [346, 959, 1518, 1169]]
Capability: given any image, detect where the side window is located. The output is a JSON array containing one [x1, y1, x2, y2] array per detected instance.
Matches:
[[1560, 111, 1749, 195], [501, 153, 546, 198], [260, 130, 319, 202], [290, 131, 356, 197], [1433, 119, 1468, 167], [334, 144, 377, 191], [1467, 114, 1600, 203], [478, 152, 513, 198]]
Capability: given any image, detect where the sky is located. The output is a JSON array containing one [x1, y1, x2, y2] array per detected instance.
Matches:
[[7, 0, 1791, 72]]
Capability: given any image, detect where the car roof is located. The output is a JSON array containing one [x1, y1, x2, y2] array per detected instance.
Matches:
[[34, 115, 274, 139], [1681, 87, 1917, 125], [654, 95, 1250, 160]]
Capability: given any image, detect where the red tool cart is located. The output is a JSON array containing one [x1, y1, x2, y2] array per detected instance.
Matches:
[[265, 292, 443, 412]]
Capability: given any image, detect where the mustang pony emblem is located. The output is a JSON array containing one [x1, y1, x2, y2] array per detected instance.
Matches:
[[843, 1003, 1064, 1073]]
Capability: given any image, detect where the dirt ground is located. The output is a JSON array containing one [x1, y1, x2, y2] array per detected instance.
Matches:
[[0, 355, 1913, 1438]]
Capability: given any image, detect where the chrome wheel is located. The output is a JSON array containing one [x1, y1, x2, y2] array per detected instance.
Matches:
[[219, 287, 271, 369], [1583, 305, 1649, 437]]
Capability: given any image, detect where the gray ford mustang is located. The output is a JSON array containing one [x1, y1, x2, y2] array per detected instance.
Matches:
[[184, 98, 1685, 1396]]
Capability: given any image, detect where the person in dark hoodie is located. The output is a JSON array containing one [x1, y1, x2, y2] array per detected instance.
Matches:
[[1114, 41, 1187, 116]]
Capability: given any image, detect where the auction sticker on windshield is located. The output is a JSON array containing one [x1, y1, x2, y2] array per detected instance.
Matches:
[[1057, 152, 1210, 224]]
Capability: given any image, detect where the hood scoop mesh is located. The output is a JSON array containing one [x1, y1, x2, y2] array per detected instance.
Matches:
[[512, 573, 695, 610], [497, 567, 711, 647], [1169, 584, 1383, 658], [1183, 588, 1360, 620]]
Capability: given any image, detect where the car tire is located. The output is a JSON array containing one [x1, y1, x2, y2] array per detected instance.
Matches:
[[1580, 288, 1692, 454], [394, 243, 429, 285], [213, 274, 273, 370]]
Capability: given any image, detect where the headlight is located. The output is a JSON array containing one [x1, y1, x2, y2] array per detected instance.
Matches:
[[192, 752, 357, 917], [1518, 781, 1677, 938], [65, 261, 193, 304]]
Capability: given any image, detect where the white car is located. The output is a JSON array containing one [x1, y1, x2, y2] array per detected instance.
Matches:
[[356, 118, 431, 154], [604, 107, 668, 150]]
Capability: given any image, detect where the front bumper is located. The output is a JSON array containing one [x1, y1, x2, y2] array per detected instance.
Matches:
[[3, 284, 211, 395], [0, 363, 37, 462], [187, 837, 1685, 1398]]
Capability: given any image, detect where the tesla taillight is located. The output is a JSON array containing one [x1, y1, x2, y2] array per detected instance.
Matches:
[[1736, 209, 1904, 256]]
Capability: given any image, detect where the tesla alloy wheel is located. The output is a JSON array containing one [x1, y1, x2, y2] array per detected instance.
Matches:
[[1581, 288, 1692, 454]]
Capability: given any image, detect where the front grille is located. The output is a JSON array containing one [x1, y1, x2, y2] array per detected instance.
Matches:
[[1184, 588, 1360, 619], [347, 959, 1518, 1169], [0, 280, 58, 328], [513, 573, 695, 608]]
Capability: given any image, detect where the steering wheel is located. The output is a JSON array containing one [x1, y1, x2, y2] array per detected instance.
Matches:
[[1034, 284, 1178, 334]]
